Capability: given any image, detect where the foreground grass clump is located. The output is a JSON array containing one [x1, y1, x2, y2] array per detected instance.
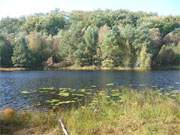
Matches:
[[1, 88, 180, 135], [62, 89, 180, 135], [0, 110, 61, 134]]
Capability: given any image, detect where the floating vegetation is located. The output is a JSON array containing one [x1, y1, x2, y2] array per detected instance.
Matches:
[[58, 92, 70, 97], [72, 93, 85, 97], [46, 99, 60, 103], [59, 88, 74, 91], [21, 87, 95, 108], [54, 100, 76, 106], [106, 83, 114, 86], [80, 89, 86, 92], [91, 85, 97, 88], [39, 88, 55, 93], [111, 89, 119, 92], [85, 92, 92, 95], [21, 90, 32, 94], [22, 87, 134, 108], [39, 90, 50, 93], [39, 87, 54, 90]]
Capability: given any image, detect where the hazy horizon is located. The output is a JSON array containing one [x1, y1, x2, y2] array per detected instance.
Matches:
[[0, 0, 179, 19]]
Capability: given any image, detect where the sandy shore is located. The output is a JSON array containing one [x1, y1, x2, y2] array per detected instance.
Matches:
[[0, 68, 27, 71]]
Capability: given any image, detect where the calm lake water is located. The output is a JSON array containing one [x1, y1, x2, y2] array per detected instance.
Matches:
[[0, 70, 180, 109]]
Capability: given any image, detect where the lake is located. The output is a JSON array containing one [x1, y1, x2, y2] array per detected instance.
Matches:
[[0, 70, 180, 110]]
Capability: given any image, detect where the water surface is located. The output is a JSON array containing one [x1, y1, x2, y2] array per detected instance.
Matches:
[[0, 70, 180, 109]]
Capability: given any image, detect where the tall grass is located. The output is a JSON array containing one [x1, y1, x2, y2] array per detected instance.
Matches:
[[62, 89, 180, 135]]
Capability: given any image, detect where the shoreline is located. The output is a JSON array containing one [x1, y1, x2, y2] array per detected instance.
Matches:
[[0, 65, 180, 72], [53, 66, 145, 71], [0, 67, 27, 72]]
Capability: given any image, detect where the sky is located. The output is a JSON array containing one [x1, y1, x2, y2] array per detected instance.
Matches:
[[0, 0, 179, 18]]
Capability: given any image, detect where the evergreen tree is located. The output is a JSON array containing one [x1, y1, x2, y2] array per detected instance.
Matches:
[[12, 37, 32, 67], [0, 36, 13, 67]]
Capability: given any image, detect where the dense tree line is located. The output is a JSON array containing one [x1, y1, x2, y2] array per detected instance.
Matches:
[[0, 10, 180, 69]]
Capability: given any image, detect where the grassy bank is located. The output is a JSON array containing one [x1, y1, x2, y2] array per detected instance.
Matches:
[[0, 88, 179, 135]]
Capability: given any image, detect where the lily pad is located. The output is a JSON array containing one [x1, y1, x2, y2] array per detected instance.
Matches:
[[111, 90, 119, 92], [91, 85, 97, 88], [46, 99, 60, 103], [58, 92, 70, 97], [106, 83, 114, 86], [80, 89, 86, 92], [85, 92, 92, 95], [40, 88, 54, 90], [39, 88, 55, 93], [21, 91, 31, 94], [55, 100, 76, 106], [72, 93, 85, 97]]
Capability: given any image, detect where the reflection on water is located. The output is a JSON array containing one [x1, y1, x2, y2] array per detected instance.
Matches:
[[0, 70, 180, 109]]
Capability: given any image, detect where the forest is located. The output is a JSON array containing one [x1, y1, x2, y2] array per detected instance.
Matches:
[[0, 10, 180, 69]]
